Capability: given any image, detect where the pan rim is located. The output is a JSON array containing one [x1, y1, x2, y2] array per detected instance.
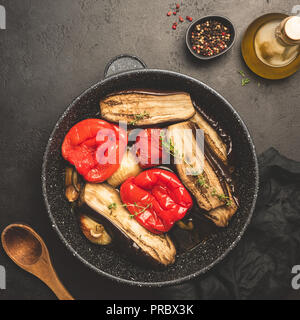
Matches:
[[42, 68, 259, 288]]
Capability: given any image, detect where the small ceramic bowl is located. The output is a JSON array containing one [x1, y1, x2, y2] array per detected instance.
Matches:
[[186, 15, 236, 60]]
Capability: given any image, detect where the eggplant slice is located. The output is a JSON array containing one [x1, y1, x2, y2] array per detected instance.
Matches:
[[168, 118, 238, 227], [190, 113, 228, 165], [83, 183, 176, 266], [100, 91, 196, 126]]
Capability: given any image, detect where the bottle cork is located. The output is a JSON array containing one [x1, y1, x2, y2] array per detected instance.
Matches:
[[276, 16, 300, 46]]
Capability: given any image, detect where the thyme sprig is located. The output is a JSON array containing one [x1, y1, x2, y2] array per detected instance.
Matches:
[[159, 131, 190, 167], [195, 174, 209, 189], [242, 78, 251, 86], [159, 132, 232, 207], [107, 202, 153, 219], [107, 202, 117, 210], [211, 188, 232, 207], [160, 131, 209, 188], [129, 111, 150, 125], [239, 70, 250, 87], [128, 202, 153, 219]]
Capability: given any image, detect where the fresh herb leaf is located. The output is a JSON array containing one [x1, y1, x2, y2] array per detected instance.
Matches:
[[239, 70, 246, 77], [242, 78, 250, 86], [239, 70, 250, 87], [127, 202, 153, 219], [108, 203, 117, 210], [226, 199, 232, 207], [129, 111, 150, 125], [211, 190, 232, 207], [196, 175, 209, 189], [160, 131, 189, 165], [160, 131, 211, 190]]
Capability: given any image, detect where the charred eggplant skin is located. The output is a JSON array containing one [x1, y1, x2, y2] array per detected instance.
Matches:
[[82, 183, 176, 267], [79, 203, 174, 268], [167, 119, 238, 227]]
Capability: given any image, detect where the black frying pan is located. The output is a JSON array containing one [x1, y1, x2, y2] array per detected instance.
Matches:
[[42, 55, 259, 287]]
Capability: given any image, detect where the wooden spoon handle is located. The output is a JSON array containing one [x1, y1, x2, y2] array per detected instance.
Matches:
[[41, 269, 74, 300]]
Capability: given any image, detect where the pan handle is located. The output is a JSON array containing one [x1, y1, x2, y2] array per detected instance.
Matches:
[[104, 54, 147, 78]]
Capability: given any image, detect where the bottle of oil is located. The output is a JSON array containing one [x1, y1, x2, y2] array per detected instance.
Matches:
[[254, 16, 300, 67]]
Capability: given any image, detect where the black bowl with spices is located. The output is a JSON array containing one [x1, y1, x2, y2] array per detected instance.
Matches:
[[186, 16, 236, 60]]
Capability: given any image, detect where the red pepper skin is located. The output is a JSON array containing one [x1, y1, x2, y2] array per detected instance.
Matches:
[[120, 169, 193, 234], [133, 128, 165, 169], [62, 119, 127, 183]]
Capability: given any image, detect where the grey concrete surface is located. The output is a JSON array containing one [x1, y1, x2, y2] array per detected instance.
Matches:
[[0, 0, 299, 300]]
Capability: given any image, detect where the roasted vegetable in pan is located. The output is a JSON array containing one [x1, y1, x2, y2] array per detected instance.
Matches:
[[176, 220, 194, 231], [207, 186, 238, 227], [60, 85, 241, 270], [100, 91, 196, 126], [65, 185, 80, 203], [65, 167, 82, 202], [190, 113, 228, 165], [62, 119, 127, 183], [80, 214, 112, 245], [120, 169, 193, 234], [83, 183, 176, 266], [167, 121, 238, 227], [132, 128, 165, 168], [107, 150, 142, 187]]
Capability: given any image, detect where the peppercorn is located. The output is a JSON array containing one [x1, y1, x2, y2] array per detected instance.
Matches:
[[189, 19, 232, 57]]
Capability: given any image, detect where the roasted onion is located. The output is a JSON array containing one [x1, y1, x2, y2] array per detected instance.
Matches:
[[107, 150, 142, 187]]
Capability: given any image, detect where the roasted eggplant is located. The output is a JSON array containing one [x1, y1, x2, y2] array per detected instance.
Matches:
[[190, 113, 228, 165], [206, 192, 238, 227], [167, 119, 238, 227], [82, 183, 176, 266], [100, 90, 196, 126]]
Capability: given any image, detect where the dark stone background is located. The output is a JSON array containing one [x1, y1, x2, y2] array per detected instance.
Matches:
[[0, 0, 299, 300]]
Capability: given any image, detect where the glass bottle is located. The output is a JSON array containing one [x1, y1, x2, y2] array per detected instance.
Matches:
[[254, 16, 300, 67]]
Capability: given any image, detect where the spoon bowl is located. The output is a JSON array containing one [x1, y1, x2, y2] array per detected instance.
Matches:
[[3, 226, 42, 266], [1, 224, 74, 300]]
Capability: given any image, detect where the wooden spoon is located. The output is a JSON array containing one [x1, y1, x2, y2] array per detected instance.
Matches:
[[1, 224, 74, 300]]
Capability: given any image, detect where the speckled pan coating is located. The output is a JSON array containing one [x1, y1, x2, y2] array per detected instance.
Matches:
[[42, 68, 259, 287]]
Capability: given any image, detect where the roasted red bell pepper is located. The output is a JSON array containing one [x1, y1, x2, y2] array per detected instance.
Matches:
[[62, 119, 127, 182], [120, 169, 193, 234], [133, 128, 165, 168]]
